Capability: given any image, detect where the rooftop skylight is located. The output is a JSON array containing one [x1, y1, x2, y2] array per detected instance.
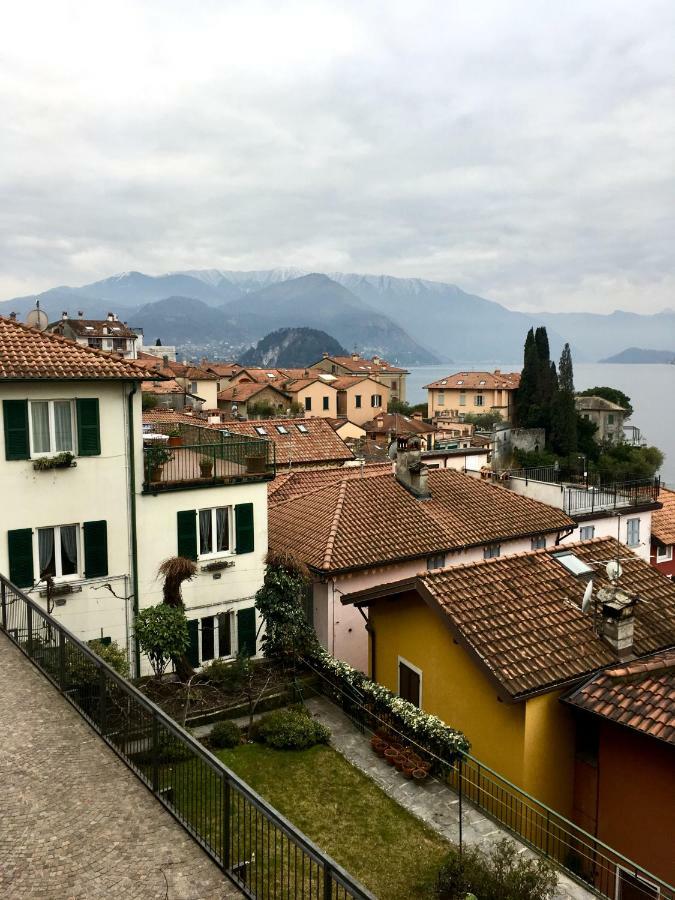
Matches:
[[296, 424, 309, 433], [552, 551, 593, 577], [254, 426, 268, 436]]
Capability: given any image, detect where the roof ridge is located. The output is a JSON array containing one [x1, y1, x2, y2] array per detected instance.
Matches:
[[322, 477, 349, 570]]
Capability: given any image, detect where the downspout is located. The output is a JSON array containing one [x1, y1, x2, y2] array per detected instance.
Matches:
[[127, 382, 141, 678], [356, 605, 376, 680]]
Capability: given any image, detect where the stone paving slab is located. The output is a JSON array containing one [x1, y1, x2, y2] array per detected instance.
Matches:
[[0, 634, 241, 900], [306, 696, 595, 900]]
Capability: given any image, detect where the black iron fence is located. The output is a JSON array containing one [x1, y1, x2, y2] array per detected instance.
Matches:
[[143, 435, 275, 492], [0, 575, 374, 900], [563, 479, 660, 516], [305, 660, 674, 900]]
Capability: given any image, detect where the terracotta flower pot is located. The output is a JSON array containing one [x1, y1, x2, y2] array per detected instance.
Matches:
[[403, 765, 415, 779], [384, 748, 399, 766], [394, 755, 407, 772], [412, 768, 428, 783]]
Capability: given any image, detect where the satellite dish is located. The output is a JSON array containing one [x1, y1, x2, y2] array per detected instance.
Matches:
[[26, 307, 48, 331], [581, 579, 593, 613], [606, 560, 622, 583], [387, 439, 398, 460]]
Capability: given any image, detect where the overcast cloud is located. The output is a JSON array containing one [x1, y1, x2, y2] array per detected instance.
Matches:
[[1, 0, 674, 313]]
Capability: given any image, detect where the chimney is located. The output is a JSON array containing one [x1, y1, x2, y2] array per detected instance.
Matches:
[[77, 310, 84, 318], [352, 352, 359, 361], [62, 311, 68, 320], [9, 311, 17, 321], [373, 355, 380, 365], [394, 435, 430, 499], [494, 369, 501, 375], [598, 587, 637, 660], [322, 351, 329, 359], [163, 355, 169, 366], [107, 312, 114, 322]]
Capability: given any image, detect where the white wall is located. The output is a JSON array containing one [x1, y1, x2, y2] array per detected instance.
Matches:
[[0, 380, 135, 650]]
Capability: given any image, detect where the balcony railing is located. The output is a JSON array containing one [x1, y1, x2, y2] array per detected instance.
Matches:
[[143, 436, 275, 492], [563, 479, 660, 516], [0, 574, 374, 900]]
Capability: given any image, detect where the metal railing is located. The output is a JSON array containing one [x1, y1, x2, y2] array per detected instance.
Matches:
[[507, 465, 563, 484], [306, 660, 674, 900], [0, 575, 374, 900], [143, 435, 275, 492], [563, 479, 660, 516]]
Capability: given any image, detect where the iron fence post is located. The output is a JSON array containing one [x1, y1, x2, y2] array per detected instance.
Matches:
[[1, 580, 6, 630], [323, 862, 333, 900], [152, 715, 159, 792], [223, 776, 231, 870], [26, 604, 33, 656], [58, 629, 66, 690], [99, 665, 107, 734], [458, 757, 463, 854], [545, 810, 550, 856]]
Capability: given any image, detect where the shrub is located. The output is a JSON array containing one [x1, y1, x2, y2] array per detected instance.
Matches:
[[436, 839, 557, 900], [135, 604, 189, 678], [88, 639, 129, 678], [252, 707, 330, 750], [210, 719, 241, 749], [200, 657, 244, 690]]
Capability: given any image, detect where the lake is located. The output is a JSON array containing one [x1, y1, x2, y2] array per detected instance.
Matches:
[[407, 363, 674, 486]]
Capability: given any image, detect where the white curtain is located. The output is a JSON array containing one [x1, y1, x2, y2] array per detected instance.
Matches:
[[54, 402, 73, 452], [60, 525, 78, 576], [31, 402, 50, 453], [216, 507, 229, 552], [38, 528, 55, 578], [199, 510, 212, 555]]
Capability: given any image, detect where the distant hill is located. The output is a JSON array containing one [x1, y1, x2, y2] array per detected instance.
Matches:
[[600, 347, 675, 364], [239, 327, 346, 367]]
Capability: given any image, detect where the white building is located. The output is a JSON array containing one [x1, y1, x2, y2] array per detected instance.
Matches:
[[46, 311, 140, 359], [0, 317, 271, 674]]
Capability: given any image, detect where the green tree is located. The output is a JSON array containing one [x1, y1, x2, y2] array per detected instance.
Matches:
[[514, 328, 538, 427], [596, 444, 663, 483], [550, 343, 577, 456], [462, 411, 503, 431], [135, 604, 190, 678], [255, 551, 318, 663], [578, 386, 633, 419], [142, 393, 158, 410]]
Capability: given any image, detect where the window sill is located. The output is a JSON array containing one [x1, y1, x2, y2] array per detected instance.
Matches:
[[200, 559, 236, 573]]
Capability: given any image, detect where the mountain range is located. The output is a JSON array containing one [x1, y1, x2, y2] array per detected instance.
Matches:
[[3, 268, 674, 365]]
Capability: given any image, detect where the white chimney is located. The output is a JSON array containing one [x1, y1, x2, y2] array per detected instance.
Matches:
[[107, 312, 114, 322], [62, 311, 68, 320], [394, 436, 430, 499]]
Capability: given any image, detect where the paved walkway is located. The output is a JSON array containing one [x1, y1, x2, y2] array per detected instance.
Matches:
[[306, 696, 595, 900], [0, 634, 241, 900]]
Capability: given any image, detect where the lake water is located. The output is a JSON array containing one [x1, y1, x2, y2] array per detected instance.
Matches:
[[407, 363, 675, 486]]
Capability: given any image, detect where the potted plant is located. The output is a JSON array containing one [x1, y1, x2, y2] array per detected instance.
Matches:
[[146, 445, 172, 482], [200, 454, 214, 478], [166, 428, 183, 448]]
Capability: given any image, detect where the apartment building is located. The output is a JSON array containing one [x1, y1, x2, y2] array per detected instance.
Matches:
[[46, 311, 140, 359], [425, 370, 520, 423]]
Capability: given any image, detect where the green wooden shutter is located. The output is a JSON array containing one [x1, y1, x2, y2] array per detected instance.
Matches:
[[187, 619, 200, 668], [83, 520, 108, 578], [3, 400, 29, 460], [177, 510, 197, 560], [76, 398, 101, 456], [8, 528, 34, 588], [237, 606, 256, 657], [235, 503, 254, 554]]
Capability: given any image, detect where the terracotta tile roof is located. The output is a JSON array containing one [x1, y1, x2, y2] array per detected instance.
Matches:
[[283, 377, 337, 394], [214, 417, 354, 465], [142, 409, 208, 427], [0, 316, 146, 381], [317, 354, 408, 375], [564, 648, 675, 745], [204, 362, 242, 377], [47, 316, 137, 339], [362, 413, 436, 436], [424, 370, 521, 390], [328, 375, 383, 391], [269, 467, 574, 573], [217, 382, 290, 402], [143, 378, 197, 396], [268, 462, 392, 504], [575, 395, 626, 413], [651, 488, 675, 546], [183, 365, 219, 381]]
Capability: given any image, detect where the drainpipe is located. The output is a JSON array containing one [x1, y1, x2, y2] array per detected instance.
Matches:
[[127, 383, 141, 678], [356, 605, 376, 680]]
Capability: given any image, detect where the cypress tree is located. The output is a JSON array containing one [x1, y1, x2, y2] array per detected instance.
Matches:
[[515, 328, 538, 427], [551, 343, 578, 456]]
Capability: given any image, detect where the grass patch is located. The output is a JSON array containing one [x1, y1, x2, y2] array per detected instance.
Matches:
[[214, 742, 449, 899]]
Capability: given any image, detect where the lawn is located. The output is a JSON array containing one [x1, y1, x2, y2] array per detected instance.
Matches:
[[211, 742, 450, 899]]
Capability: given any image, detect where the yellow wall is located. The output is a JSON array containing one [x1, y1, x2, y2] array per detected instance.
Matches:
[[371, 591, 577, 815], [293, 382, 338, 418]]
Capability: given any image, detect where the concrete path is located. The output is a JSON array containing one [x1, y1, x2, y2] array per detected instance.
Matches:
[[0, 633, 241, 900], [306, 695, 595, 900]]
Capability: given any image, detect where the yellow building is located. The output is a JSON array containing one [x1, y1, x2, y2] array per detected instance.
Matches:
[[283, 377, 339, 418], [342, 538, 675, 818], [312, 353, 409, 403], [425, 370, 520, 423], [331, 375, 391, 426]]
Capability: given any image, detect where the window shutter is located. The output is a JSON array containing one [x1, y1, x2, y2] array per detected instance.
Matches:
[[177, 510, 197, 560], [76, 398, 101, 456], [235, 503, 254, 554], [187, 619, 199, 668], [3, 400, 29, 460], [83, 520, 108, 578], [8, 528, 34, 588], [237, 606, 256, 657]]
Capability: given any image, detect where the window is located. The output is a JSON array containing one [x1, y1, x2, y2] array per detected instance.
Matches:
[[296, 424, 308, 433], [29, 400, 75, 456], [553, 551, 593, 576], [254, 426, 268, 436], [322, 396, 329, 411], [459, 391, 466, 406], [426, 553, 445, 570], [483, 543, 500, 559], [305, 397, 312, 412], [398, 658, 421, 707], [198, 507, 231, 558], [437, 390, 445, 407], [474, 394, 484, 407], [355, 394, 362, 409], [191, 381, 198, 394], [36, 524, 79, 580], [191, 613, 234, 666], [371, 394, 382, 408], [607, 414, 614, 425], [531, 536, 546, 550], [275, 425, 289, 434], [656, 543, 673, 562], [580, 525, 595, 541], [390, 380, 396, 390], [331, 364, 337, 374], [626, 518, 640, 547], [87, 338, 103, 349]]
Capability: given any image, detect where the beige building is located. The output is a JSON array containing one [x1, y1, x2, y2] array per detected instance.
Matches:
[[575, 395, 626, 444], [312, 353, 408, 403], [331, 376, 391, 426], [217, 381, 290, 417], [425, 370, 520, 423], [283, 377, 339, 418]]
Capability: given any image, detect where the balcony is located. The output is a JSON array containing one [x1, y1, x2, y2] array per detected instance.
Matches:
[[563, 479, 660, 516], [142, 435, 275, 492]]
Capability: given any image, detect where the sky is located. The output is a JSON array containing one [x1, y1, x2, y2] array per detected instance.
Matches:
[[1, 0, 674, 314]]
